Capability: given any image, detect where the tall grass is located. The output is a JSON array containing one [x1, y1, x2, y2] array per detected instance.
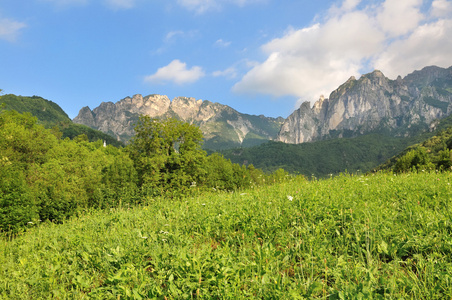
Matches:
[[1, 171, 452, 299]]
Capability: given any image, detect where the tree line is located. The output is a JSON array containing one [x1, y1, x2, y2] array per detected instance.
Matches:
[[0, 109, 291, 233]]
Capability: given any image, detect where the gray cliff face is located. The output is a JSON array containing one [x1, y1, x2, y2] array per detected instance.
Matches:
[[74, 94, 171, 141], [277, 66, 452, 143], [73, 94, 283, 149]]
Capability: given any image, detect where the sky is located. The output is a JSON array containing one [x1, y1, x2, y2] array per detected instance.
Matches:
[[1, 0, 452, 119]]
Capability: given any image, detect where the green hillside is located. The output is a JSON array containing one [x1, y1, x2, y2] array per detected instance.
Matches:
[[221, 133, 426, 178], [0, 94, 70, 125], [375, 112, 452, 172], [0, 94, 123, 147]]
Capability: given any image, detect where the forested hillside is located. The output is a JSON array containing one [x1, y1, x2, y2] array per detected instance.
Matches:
[[221, 134, 425, 177], [0, 94, 124, 147]]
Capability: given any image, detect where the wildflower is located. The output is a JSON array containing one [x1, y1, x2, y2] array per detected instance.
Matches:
[[27, 221, 33, 224], [190, 181, 197, 187], [287, 195, 293, 201], [202, 203, 206, 206]]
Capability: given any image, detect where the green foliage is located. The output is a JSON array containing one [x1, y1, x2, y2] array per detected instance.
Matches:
[[2, 171, 452, 298], [128, 116, 207, 197], [423, 96, 448, 113], [0, 94, 70, 125], [384, 125, 452, 173], [221, 134, 418, 178], [0, 94, 124, 147], [0, 110, 137, 232], [58, 121, 124, 147], [0, 110, 290, 232], [0, 164, 37, 233]]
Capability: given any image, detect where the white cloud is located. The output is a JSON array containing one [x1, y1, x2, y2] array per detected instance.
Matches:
[[376, 0, 424, 37], [213, 67, 237, 79], [233, 0, 452, 107], [431, 0, 452, 18], [234, 10, 385, 102], [166, 30, 185, 41], [145, 59, 205, 85], [374, 19, 452, 78], [214, 39, 231, 47], [0, 18, 27, 42]]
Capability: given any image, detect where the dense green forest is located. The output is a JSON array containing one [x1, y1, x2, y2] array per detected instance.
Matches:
[[0, 108, 290, 233]]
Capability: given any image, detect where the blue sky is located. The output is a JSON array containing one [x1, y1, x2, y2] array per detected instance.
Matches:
[[1, 0, 452, 119]]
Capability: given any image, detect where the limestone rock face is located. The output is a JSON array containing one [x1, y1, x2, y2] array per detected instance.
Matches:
[[73, 94, 284, 149], [277, 66, 452, 143]]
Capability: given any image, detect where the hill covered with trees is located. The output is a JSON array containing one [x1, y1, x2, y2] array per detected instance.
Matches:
[[0, 94, 124, 147]]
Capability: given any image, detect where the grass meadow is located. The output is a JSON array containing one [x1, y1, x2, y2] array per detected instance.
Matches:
[[1, 171, 452, 299]]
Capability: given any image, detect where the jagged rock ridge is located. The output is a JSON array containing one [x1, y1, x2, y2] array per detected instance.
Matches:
[[277, 66, 452, 143], [73, 95, 284, 150]]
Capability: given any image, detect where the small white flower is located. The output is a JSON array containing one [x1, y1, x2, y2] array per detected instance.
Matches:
[[202, 203, 206, 206], [287, 195, 293, 201], [27, 222, 33, 224]]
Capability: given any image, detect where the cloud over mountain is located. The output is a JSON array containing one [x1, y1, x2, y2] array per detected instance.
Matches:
[[144, 59, 205, 85]]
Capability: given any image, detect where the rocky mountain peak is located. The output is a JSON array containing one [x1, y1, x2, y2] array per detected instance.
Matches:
[[171, 97, 204, 121], [277, 65, 452, 144]]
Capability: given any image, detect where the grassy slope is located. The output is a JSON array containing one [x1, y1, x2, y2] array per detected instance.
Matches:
[[2, 171, 452, 299]]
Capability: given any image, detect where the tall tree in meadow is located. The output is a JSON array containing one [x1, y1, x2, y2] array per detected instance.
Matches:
[[128, 116, 207, 197]]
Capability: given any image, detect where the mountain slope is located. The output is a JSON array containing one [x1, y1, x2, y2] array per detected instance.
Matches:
[[277, 66, 452, 143], [73, 94, 284, 150], [0, 94, 124, 147], [221, 134, 420, 178], [377, 112, 452, 172]]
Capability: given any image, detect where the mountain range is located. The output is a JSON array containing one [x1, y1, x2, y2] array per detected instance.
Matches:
[[73, 95, 284, 150], [73, 65, 452, 150]]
